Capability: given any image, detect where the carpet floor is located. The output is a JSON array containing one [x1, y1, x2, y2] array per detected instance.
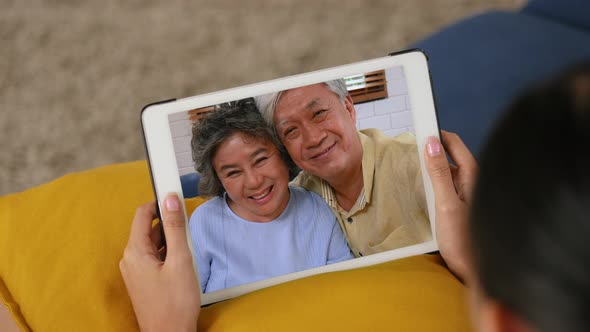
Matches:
[[1, 0, 524, 195]]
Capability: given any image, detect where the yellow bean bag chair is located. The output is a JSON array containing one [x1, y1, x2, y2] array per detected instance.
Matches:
[[0, 161, 472, 331]]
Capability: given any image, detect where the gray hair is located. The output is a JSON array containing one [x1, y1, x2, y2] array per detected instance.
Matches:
[[254, 79, 349, 128], [191, 97, 298, 197]]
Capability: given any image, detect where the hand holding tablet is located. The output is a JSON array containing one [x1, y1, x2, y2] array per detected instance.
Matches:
[[141, 49, 441, 305]]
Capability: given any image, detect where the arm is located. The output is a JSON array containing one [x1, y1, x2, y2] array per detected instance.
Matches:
[[119, 194, 200, 332], [424, 131, 478, 282]]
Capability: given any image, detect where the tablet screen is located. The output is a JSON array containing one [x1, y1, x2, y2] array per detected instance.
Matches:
[[142, 50, 439, 304]]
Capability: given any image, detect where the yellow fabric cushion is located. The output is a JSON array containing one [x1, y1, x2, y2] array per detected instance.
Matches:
[[200, 254, 471, 331], [0, 161, 207, 331], [0, 160, 472, 331]]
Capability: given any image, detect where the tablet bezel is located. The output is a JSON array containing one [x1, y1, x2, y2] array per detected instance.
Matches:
[[141, 49, 439, 305]]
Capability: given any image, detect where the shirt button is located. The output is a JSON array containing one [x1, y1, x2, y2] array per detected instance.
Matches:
[[347, 217, 353, 223]]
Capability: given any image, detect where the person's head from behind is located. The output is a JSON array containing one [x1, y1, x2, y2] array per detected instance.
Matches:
[[469, 62, 590, 332], [191, 98, 297, 222], [256, 80, 362, 184]]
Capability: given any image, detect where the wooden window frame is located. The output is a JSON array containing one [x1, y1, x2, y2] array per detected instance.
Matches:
[[346, 70, 388, 104]]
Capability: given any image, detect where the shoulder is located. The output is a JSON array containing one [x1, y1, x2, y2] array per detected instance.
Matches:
[[360, 128, 419, 160], [289, 186, 315, 204], [189, 196, 225, 228], [291, 171, 323, 195], [290, 186, 321, 201], [360, 128, 417, 148], [289, 186, 331, 212], [191, 196, 224, 216]]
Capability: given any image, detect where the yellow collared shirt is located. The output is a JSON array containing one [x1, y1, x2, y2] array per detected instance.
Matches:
[[293, 129, 432, 257]]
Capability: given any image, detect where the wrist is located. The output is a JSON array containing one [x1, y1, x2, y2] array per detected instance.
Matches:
[[440, 249, 470, 283]]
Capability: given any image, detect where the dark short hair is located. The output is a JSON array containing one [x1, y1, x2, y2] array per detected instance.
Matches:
[[191, 97, 298, 197], [470, 62, 590, 332]]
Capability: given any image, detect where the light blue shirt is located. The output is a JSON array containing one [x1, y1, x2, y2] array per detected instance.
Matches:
[[189, 186, 353, 293]]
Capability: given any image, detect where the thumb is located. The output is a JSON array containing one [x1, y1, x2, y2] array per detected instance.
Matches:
[[161, 193, 190, 257], [424, 136, 457, 204]]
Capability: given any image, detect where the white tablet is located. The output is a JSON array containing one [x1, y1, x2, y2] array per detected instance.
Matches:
[[141, 49, 440, 305]]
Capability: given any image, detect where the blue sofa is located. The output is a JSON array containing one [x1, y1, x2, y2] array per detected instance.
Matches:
[[181, 172, 201, 198], [413, 0, 590, 156]]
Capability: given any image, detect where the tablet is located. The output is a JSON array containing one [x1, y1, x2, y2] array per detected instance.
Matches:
[[141, 49, 440, 305]]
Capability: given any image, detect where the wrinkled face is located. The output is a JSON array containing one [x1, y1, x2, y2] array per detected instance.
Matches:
[[213, 132, 290, 222], [273, 84, 362, 182]]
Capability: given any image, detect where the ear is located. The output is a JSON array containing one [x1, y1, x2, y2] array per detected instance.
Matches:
[[343, 95, 356, 123], [476, 298, 534, 332]]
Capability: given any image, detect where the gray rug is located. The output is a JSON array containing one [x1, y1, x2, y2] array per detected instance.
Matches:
[[0, 0, 524, 195]]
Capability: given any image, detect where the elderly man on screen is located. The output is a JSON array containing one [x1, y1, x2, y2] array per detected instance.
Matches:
[[255, 79, 431, 257]]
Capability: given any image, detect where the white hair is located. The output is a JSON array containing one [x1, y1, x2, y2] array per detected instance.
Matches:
[[254, 79, 349, 128]]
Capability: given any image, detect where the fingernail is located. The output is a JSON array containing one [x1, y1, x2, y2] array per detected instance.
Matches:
[[165, 195, 180, 211], [427, 136, 442, 157]]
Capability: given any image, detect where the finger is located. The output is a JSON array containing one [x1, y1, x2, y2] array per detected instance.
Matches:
[[150, 221, 163, 250], [161, 193, 191, 258], [425, 136, 459, 206], [128, 201, 158, 251], [442, 131, 478, 201], [441, 131, 477, 171], [450, 165, 459, 182], [158, 246, 167, 261], [150, 225, 165, 261]]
